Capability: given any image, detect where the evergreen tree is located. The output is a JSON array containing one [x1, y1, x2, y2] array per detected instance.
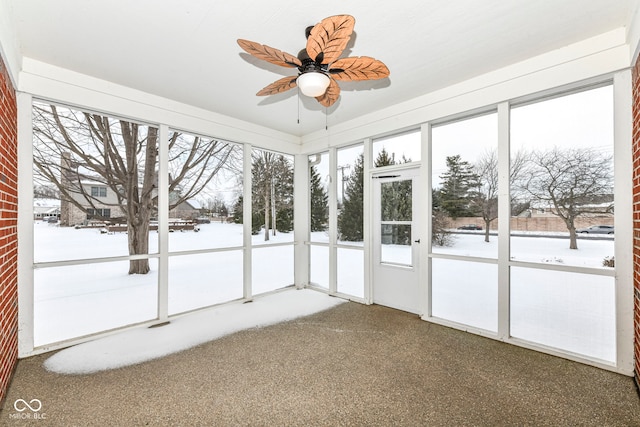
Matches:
[[439, 155, 481, 219], [375, 147, 395, 167], [232, 196, 243, 224], [338, 153, 365, 241], [376, 148, 413, 245], [310, 165, 329, 232]]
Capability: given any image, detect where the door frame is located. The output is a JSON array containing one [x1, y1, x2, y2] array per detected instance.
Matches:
[[370, 166, 422, 314]]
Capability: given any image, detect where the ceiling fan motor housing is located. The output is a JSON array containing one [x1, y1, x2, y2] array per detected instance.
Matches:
[[298, 57, 328, 76]]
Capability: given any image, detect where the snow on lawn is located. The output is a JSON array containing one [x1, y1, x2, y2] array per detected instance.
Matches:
[[44, 289, 345, 374], [33, 222, 617, 365], [435, 231, 613, 268]]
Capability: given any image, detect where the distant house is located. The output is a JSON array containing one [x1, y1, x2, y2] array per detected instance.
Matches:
[[60, 181, 125, 226], [169, 194, 201, 220], [33, 198, 60, 220]]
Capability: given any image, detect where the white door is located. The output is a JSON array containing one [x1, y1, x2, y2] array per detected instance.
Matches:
[[372, 168, 421, 314]]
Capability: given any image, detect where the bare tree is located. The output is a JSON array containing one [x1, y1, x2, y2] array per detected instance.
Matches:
[[473, 149, 527, 242], [32, 103, 239, 274], [519, 147, 613, 249]]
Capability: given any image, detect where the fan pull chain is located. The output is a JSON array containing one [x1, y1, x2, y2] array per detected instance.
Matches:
[[325, 106, 328, 130], [297, 87, 300, 124]]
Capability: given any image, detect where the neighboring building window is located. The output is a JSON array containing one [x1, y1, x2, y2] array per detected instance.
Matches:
[[87, 208, 111, 219], [91, 186, 107, 197]]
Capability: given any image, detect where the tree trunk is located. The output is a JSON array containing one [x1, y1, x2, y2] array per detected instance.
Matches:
[[124, 125, 157, 274], [128, 219, 150, 274], [568, 228, 578, 250], [271, 179, 276, 236], [484, 220, 491, 243], [565, 217, 578, 250], [263, 189, 270, 241]]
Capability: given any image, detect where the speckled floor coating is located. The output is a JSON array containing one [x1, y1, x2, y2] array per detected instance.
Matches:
[[2, 302, 639, 426]]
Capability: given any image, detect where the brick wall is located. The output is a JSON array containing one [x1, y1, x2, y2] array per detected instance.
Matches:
[[0, 55, 18, 404], [633, 56, 640, 388]]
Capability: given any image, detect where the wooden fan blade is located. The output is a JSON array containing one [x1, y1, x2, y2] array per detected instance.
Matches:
[[329, 57, 390, 81], [238, 39, 302, 68], [315, 78, 341, 107], [306, 15, 355, 65], [256, 76, 298, 96]]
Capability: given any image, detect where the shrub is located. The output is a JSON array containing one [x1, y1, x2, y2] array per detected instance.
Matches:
[[602, 256, 615, 268]]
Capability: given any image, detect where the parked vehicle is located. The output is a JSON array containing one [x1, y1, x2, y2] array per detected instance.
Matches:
[[457, 224, 482, 230], [576, 225, 614, 234]]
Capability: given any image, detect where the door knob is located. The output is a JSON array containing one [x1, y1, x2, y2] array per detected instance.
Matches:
[[414, 239, 420, 243]]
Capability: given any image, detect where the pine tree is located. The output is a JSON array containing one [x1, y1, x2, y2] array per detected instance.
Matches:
[[376, 148, 412, 244], [439, 155, 481, 219], [338, 153, 365, 241], [232, 196, 243, 224], [375, 147, 395, 167], [310, 165, 328, 232]]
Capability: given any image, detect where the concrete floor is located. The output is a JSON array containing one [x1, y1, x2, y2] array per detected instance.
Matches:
[[2, 302, 639, 426]]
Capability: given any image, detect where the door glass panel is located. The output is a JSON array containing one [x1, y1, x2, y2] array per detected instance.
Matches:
[[381, 180, 412, 221], [380, 224, 412, 265], [379, 177, 413, 267]]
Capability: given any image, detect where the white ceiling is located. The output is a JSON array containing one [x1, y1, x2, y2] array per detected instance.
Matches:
[[7, 0, 639, 137]]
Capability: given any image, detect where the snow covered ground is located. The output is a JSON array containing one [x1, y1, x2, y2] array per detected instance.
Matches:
[[44, 289, 345, 374], [33, 221, 616, 367]]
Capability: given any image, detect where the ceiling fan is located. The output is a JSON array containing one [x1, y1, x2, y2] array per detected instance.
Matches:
[[237, 14, 389, 108]]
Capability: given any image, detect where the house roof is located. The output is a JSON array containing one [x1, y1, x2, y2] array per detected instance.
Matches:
[[6, 1, 639, 138]]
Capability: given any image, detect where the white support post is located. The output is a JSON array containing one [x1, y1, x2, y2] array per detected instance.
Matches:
[[497, 102, 511, 341], [17, 92, 35, 357], [329, 147, 338, 294], [421, 123, 432, 318], [363, 138, 373, 304], [243, 144, 253, 300], [613, 70, 634, 375], [156, 124, 169, 323], [294, 153, 309, 289]]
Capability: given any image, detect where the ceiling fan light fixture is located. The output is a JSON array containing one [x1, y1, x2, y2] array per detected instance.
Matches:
[[297, 71, 330, 97]]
